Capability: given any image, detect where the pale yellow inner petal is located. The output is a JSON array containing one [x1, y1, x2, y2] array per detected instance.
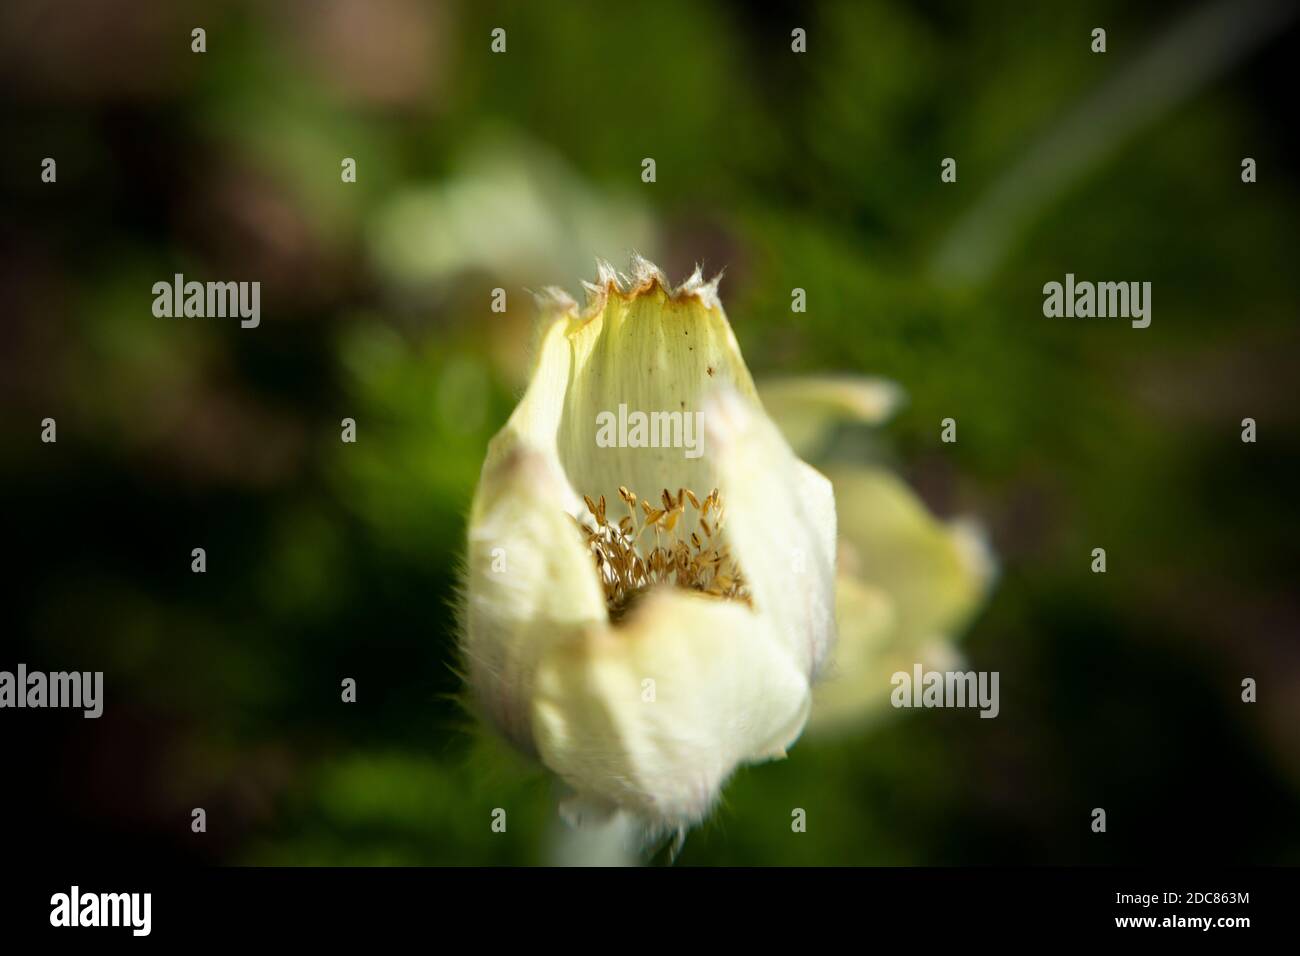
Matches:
[[556, 286, 759, 532]]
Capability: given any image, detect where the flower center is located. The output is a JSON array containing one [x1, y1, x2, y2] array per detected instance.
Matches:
[[576, 485, 751, 621]]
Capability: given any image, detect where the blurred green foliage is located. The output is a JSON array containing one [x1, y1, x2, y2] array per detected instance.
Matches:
[[3, 0, 1297, 865]]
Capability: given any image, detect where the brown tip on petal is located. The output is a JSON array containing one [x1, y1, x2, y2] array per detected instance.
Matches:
[[628, 251, 669, 291], [595, 258, 622, 289], [576, 254, 726, 319]]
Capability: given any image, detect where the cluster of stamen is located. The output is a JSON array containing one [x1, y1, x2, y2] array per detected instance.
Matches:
[[576, 486, 750, 619]]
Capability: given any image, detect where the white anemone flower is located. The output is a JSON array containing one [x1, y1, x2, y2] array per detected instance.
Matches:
[[462, 255, 836, 842]]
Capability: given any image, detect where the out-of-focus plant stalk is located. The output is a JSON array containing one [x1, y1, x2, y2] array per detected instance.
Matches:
[[930, 0, 1298, 287]]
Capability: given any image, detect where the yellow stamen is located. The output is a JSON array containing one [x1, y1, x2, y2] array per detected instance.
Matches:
[[574, 486, 751, 620]]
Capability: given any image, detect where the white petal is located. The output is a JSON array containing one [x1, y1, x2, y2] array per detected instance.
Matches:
[[483, 307, 576, 469], [705, 388, 838, 678], [463, 443, 606, 755], [531, 589, 811, 834]]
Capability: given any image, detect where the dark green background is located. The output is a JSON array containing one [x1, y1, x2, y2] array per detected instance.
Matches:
[[2, 0, 1297, 864]]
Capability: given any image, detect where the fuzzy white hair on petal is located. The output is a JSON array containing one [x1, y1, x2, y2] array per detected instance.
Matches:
[[531, 285, 578, 312]]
